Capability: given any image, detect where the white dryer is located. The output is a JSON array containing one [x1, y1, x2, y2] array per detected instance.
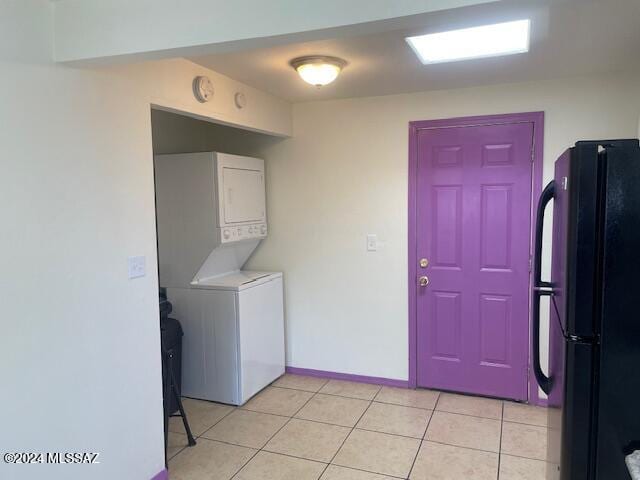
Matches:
[[154, 152, 284, 405]]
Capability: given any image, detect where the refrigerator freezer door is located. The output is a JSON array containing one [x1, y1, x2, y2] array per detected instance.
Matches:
[[594, 144, 640, 479], [546, 149, 596, 480], [547, 147, 600, 480]]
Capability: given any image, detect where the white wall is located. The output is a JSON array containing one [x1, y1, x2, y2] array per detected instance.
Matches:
[[247, 72, 640, 381], [0, 2, 290, 479]]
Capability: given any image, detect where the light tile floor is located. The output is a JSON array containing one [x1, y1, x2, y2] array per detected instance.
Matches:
[[168, 375, 549, 480]]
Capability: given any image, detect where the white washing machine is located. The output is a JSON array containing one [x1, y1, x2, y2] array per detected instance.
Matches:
[[167, 272, 284, 405], [155, 152, 285, 405]]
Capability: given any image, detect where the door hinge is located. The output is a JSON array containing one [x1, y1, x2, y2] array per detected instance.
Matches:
[[528, 256, 532, 272]]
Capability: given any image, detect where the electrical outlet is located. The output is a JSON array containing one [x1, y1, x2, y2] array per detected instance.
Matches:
[[127, 256, 146, 279]]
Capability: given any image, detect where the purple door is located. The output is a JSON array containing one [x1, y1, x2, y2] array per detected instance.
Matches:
[[415, 120, 534, 400]]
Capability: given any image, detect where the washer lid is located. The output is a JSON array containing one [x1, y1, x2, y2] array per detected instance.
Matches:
[[191, 271, 282, 291]]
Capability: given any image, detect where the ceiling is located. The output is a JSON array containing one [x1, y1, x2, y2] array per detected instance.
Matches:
[[192, 0, 640, 103]]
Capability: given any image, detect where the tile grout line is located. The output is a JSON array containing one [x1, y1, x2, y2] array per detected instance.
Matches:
[[318, 391, 377, 480], [256, 386, 518, 476], [248, 388, 329, 479], [197, 404, 238, 438], [222, 408, 291, 421], [172, 391, 543, 442], [229, 389, 321, 480], [497, 402, 505, 480], [406, 390, 441, 479], [241, 392, 435, 434], [168, 402, 237, 462], [412, 437, 546, 463], [257, 448, 408, 480], [370, 399, 434, 413], [421, 439, 500, 456], [352, 425, 431, 442], [174, 385, 322, 480], [433, 407, 503, 422], [501, 419, 550, 428], [499, 419, 548, 428], [326, 386, 381, 476], [273, 383, 519, 423], [172, 382, 548, 478], [276, 384, 381, 402], [256, 449, 328, 466], [210, 413, 507, 451], [423, 391, 442, 442], [266, 385, 324, 394], [252, 381, 544, 422], [167, 444, 187, 461], [276, 384, 513, 423], [271, 376, 330, 393]]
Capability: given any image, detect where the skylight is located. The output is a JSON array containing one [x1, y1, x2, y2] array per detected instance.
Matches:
[[406, 19, 530, 65]]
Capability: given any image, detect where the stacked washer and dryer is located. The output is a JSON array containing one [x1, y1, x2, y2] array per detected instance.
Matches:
[[154, 152, 284, 405]]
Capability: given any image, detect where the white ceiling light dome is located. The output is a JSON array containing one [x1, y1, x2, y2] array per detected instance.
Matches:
[[290, 56, 347, 87]]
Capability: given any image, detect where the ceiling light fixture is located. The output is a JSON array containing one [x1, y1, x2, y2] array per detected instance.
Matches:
[[290, 56, 347, 87], [406, 19, 530, 64]]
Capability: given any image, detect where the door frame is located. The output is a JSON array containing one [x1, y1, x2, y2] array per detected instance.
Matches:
[[408, 111, 545, 405]]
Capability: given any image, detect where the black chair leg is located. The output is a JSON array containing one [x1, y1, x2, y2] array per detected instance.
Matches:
[[162, 353, 171, 467], [162, 348, 196, 468], [169, 363, 196, 446]]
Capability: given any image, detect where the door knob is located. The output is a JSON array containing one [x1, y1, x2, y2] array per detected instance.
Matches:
[[419, 258, 429, 268], [418, 276, 430, 287]]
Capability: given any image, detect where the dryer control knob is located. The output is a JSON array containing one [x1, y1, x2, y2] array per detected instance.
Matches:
[[261, 225, 267, 235], [223, 229, 231, 240]]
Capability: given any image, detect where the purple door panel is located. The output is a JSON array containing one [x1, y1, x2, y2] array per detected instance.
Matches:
[[415, 122, 535, 400]]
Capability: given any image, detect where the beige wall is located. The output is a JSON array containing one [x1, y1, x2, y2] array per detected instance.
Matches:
[[0, 2, 290, 479], [247, 72, 640, 382]]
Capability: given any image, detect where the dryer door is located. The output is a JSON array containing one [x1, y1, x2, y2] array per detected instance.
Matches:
[[220, 165, 265, 225]]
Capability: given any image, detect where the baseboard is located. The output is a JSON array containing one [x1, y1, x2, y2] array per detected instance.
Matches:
[[285, 366, 408, 388], [151, 468, 168, 480]]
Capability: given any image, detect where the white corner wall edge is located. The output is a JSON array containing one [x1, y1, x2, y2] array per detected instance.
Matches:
[[51, 0, 494, 64]]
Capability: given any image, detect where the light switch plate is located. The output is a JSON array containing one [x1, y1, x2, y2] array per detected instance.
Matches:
[[128, 255, 146, 279], [366, 234, 378, 251]]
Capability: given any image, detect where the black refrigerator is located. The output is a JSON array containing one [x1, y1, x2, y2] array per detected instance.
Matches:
[[532, 139, 640, 480]]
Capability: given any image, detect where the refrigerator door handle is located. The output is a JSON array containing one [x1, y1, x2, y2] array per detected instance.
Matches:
[[532, 180, 555, 395]]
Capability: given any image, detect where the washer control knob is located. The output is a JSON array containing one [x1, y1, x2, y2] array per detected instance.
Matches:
[[223, 229, 231, 240]]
